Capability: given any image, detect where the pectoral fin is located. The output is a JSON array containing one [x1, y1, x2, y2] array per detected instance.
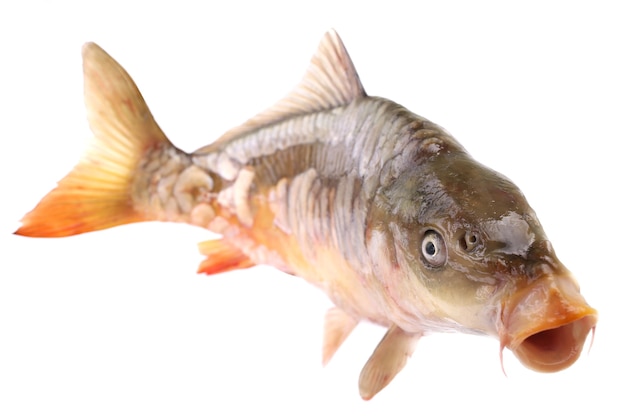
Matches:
[[322, 307, 358, 366], [359, 325, 422, 400]]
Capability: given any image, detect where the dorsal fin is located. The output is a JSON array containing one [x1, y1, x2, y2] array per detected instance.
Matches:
[[204, 30, 366, 149]]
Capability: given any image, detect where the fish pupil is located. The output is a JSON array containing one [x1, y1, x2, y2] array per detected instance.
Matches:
[[425, 241, 436, 256]]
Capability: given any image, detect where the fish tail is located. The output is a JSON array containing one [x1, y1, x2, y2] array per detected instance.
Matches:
[[15, 42, 178, 237]]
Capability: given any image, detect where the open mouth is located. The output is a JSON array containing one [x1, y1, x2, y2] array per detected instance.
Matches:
[[510, 315, 596, 372], [500, 275, 598, 372]]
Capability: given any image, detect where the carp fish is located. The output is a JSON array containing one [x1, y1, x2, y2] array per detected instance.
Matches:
[[15, 30, 597, 399]]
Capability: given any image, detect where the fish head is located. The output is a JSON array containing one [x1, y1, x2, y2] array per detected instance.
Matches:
[[374, 138, 597, 372]]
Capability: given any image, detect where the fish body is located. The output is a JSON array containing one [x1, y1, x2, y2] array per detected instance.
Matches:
[[16, 31, 597, 399]]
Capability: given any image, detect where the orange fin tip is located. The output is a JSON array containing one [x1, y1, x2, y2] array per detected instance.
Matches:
[[15, 42, 172, 237], [197, 239, 255, 275]]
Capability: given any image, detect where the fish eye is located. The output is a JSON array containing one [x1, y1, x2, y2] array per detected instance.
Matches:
[[421, 230, 447, 267]]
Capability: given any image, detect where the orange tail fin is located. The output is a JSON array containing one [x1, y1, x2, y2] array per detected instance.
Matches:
[[15, 43, 173, 237]]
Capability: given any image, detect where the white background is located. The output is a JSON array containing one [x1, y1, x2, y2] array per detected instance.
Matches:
[[1, 1, 623, 416]]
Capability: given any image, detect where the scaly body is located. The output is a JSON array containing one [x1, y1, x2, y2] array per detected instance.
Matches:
[[134, 97, 455, 331], [16, 31, 597, 399]]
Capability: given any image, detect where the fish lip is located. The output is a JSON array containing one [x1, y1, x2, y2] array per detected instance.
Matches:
[[499, 274, 598, 372]]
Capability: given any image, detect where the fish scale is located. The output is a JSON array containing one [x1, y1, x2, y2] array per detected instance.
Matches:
[[15, 30, 597, 400], [196, 99, 431, 280]]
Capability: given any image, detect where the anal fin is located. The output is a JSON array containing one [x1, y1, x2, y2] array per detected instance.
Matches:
[[322, 307, 358, 366], [359, 325, 422, 400], [197, 239, 255, 275]]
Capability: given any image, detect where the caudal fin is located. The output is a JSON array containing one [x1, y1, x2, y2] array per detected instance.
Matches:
[[15, 42, 173, 237]]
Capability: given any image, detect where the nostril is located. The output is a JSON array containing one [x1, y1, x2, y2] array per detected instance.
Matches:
[[459, 231, 480, 252]]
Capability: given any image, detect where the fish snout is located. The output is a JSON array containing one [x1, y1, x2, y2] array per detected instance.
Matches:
[[500, 274, 597, 372]]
